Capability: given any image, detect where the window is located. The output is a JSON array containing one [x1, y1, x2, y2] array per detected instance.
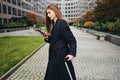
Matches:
[[7, 0, 11, 3], [89, 3, 94, 6], [4, 18, 7, 23], [22, 11, 25, 16], [0, 4, 1, 13], [9, 19, 11, 23], [0, 18, 2, 24], [3, 5, 7, 14], [12, 0, 16, 5], [8, 6, 11, 14], [65, 11, 67, 13], [18, 1, 21, 7], [18, 9, 21, 16], [26, 0, 31, 2], [12, 7, 17, 15], [68, 3, 70, 6]]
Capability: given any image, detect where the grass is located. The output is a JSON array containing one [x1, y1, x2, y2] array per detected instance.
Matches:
[[0, 36, 44, 77]]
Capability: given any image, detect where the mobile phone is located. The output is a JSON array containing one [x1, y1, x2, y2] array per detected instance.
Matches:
[[36, 30, 47, 37]]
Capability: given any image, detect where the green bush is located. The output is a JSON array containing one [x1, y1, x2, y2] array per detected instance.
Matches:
[[114, 19, 120, 35], [3, 22, 27, 28], [34, 22, 45, 28], [76, 18, 86, 27], [106, 22, 115, 32], [100, 23, 109, 31], [93, 22, 102, 31]]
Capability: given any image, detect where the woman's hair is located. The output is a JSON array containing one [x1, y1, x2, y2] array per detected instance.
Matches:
[[46, 4, 63, 33]]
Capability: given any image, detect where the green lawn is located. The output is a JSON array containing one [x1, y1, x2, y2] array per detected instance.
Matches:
[[0, 36, 44, 77]]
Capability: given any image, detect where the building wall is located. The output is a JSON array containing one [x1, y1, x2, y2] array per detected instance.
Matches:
[[79, 0, 96, 17], [46, 0, 81, 23], [39, 0, 96, 23], [0, 0, 33, 24], [0, 0, 96, 24]]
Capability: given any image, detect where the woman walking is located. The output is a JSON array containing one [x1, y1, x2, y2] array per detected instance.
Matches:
[[43, 4, 77, 80]]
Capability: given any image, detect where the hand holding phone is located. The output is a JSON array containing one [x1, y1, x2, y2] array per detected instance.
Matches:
[[36, 30, 48, 37]]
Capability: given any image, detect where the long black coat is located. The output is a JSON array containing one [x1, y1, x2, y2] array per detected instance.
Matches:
[[44, 19, 77, 80]]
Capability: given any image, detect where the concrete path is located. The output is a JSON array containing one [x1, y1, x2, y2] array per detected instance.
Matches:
[[0, 28, 41, 37], [1, 27, 120, 80]]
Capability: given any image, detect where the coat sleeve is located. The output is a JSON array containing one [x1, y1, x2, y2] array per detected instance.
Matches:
[[59, 20, 77, 57]]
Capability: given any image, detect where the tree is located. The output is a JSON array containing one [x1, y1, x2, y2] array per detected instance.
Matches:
[[93, 0, 120, 21], [83, 10, 94, 21], [27, 13, 37, 24]]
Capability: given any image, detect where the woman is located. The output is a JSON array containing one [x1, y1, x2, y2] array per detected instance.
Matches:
[[43, 4, 77, 80]]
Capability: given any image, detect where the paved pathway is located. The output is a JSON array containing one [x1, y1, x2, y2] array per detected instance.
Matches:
[[2, 27, 120, 80], [0, 28, 41, 37]]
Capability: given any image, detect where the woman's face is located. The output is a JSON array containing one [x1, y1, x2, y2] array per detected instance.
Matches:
[[47, 9, 56, 20]]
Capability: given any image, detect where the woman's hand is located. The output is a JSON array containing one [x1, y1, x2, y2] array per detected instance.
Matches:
[[41, 33, 49, 39], [65, 55, 74, 61]]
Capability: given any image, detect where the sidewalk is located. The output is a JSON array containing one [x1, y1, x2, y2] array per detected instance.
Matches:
[[2, 27, 120, 80], [0, 28, 41, 37]]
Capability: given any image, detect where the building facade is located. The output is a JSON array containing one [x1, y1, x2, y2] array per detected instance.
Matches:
[[36, 0, 96, 23], [50, 0, 81, 23], [0, 0, 96, 25], [79, 0, 96, 17]]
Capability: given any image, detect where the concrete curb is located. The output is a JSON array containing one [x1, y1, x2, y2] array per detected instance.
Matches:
[[77, 27, 120, 46], [0, 42, 46, 80]]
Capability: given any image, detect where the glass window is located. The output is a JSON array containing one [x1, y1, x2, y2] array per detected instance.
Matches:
[[0, 4, 1, 13], [8, 6, 11, 14], [12, 0, 16, 5], [89, 3, 94, 6], [18, 9, 21, 16], [18, 1, 21, 7], [7, 0, 11, 3], [3, 5, 7, 14], [0, 18, 2, 24], [9, 19, 11, 23], [22, 11, 25, 16], [12, 7, 17, 15], [4, 18, 7, 23]]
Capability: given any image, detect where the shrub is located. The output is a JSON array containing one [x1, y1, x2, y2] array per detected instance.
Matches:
[[3, 22, 27, 28], [83, 21, 94, 26], [114, 19, 120, 34], [106, 22, 115, 31], [83, 21, 94, 29], [93, 22, 102, 31], [34, 22, 45, 30], [100, 23, 109, 31], [77, 18, 86, 27]]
